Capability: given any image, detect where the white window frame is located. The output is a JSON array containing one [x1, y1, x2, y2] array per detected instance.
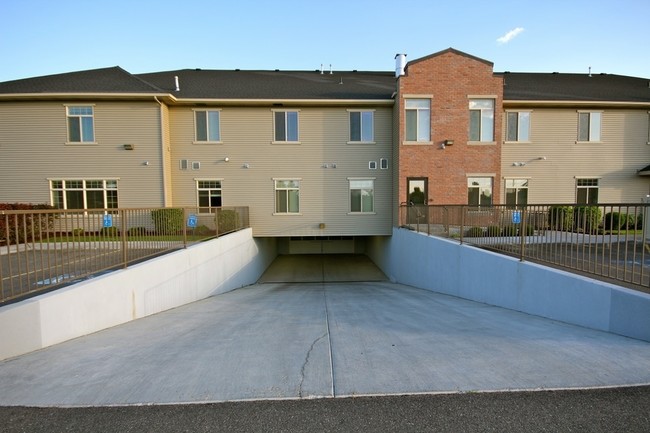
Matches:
[[467, 176, 493, 207], [194, 109, 222, 143], [575, 177, 600, 204], [348, 178, 375, 214], [505, 111, 531, 143], [195, 179, 223, 214], [468, 98, 495, 143], [404, 97, 432, 144], [348, 109, 375, 143], [273, 178, 301, 214], [577, 111, 602, 142], [380, 158, 389, 170], [49, 179, 118, 211], [66, 105, 96, 144], [504, 178, 530, 206], [272, 110, 300, 144]]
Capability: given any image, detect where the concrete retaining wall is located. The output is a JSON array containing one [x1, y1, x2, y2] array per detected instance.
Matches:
[[367, 228, 650, 342], [0, 229, 277, 361]]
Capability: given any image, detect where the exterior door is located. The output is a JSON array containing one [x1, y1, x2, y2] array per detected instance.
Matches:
[[407, 178, 428, 224]]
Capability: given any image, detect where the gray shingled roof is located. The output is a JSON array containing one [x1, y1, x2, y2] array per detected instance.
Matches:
[[0, 67, 163, 94], [135, 69, 396, 100], [502, 72, 650, 102]]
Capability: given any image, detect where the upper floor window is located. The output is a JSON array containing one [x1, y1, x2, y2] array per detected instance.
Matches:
[[197, 180, 222, 213], [576, 178, 599, 204], [275, 179, 300, 214], [505, 178, 529, 206], [467, 177, 492, 206], [274, 110, 299, 143], [349, 110, 374, 143], [349, 179, 374, 213], [67, 106, 95, 143], [469, 99, 494, 142], [578, 111, 601, 142], [506, 111, 530, 142], [405, 99, 430, 142], [51, 179, 117, 210], [195, 110, 221, 142]]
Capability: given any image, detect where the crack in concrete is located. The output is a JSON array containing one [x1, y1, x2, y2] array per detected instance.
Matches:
[[298, 332, 328, 398]]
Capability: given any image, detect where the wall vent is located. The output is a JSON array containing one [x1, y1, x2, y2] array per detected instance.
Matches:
[[179, 159, 189, 170], [380, 158, 389, 169], [369, 161, 377, 169], [192, 161, 201, 170]]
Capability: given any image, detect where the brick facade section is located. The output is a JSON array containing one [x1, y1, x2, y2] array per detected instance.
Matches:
[[397, 49, 503, 210]]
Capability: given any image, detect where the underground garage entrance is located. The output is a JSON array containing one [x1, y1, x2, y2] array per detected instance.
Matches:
[[258, 254, 388, 283]]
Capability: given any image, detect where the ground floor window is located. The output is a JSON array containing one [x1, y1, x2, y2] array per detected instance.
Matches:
[[576, 178, 599, 204], [50, 179, 118, 210], [349, 178, 374, 213], [275, 179, 300, 214], [505, 178, 528, 206], [197, 180, 222, 213], [467, 177, 492, 206]]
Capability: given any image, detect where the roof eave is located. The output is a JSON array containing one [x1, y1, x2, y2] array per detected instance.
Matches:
[[503, 99, 650, 108], [0, 92, 171, 102]]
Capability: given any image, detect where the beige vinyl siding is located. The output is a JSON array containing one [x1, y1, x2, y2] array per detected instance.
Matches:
[[501, 107, 650, 203], [169, 106, 393, 236], [0, 101, 166, 207]]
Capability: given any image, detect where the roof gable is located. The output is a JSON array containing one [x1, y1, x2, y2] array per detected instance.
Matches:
[[0, 67, 163, 94], [406, 47, 494, 70]]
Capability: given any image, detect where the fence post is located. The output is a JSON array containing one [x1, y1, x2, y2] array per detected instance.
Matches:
[[183, 208, 188, 248], [460, 206, 465, 244], [520, 208, 527, 262], [121, 209, 128, 268]]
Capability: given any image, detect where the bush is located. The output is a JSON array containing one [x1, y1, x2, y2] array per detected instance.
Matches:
[[486, 226, 501, 236], [216, 209, 239, 234], [151, 208, 184, 234], [604, 212, 635, 231], [522, 224, 535, 236], [100, 226, 119, 237], [637, 213, 644, 230], [573, 206, 602, 233], [502, 225, 518, 236], [72, 228, 85, 237], [548, 206, 573, 231], [127, 226, 147, 236], [465, 226, 484, 237], [0, 203, 56, 244]]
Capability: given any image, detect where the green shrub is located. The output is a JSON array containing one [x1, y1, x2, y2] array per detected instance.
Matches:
[[522, 224, 535, 236], [636, 213, 644, 230], [603, 212, 634, 231], [216, 209, 240, 234], [548, 206, 573, 231], [193, 225, 213, 236], [151, 208, 184, 234], [127, 226, 147, 236], [573, 206, 602, 233], [486, 226, 501, 236], [100, 226, 119, 237], [502, 225, 518, 236], [465, 226, 483, 237], [72, 228, 85, 237]]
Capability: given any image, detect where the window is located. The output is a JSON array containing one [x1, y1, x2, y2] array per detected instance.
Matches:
[[349, 110, 374, 142], [274, 111, 299, 142], [195, 110, 221, 142], [66, 106, 95, 143], [467, 177, 492, 206], [469, 99, 494, 142], [349, 179, 374, 213], [578, 112, 601, 142], [197, 180, 222, 213], [50, 179, 117, 210], [505, 179, 529, 206], [275, 180, 300, 213], [506, 111, 530, 142], [405, 99, 430, 142], [576, 178, 599, 204], [380, 158, 388, 169]]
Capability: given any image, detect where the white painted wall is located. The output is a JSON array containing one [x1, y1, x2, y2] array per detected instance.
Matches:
[[368, 228, 650, 342], [0, 229, 277, 361]]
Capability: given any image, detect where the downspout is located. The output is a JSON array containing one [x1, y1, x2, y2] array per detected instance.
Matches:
[[154, 96, 169, 207]]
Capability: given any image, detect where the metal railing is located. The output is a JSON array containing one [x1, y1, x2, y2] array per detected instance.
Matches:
[[400, 203, 650, 290], [0, 206, 249, 304]]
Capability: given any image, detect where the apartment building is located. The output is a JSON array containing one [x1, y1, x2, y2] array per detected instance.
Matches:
[[1, 48, 648, 246]]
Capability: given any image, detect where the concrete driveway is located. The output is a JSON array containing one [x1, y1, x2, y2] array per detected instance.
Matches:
[[1, 280, 649, 407]]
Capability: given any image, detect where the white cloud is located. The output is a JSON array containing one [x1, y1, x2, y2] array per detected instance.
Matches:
[[497, 27, 525, 44]]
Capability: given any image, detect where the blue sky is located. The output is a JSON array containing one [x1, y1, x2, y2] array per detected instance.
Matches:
[[1, 0, 649, 82]]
